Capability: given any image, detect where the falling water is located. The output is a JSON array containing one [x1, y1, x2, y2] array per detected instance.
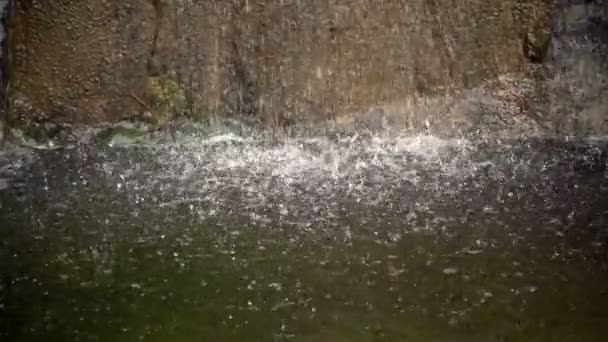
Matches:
[[1, 128, 607, 341]]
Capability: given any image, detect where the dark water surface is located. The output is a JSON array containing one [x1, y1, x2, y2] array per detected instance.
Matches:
[[1, 135, 607, 341]]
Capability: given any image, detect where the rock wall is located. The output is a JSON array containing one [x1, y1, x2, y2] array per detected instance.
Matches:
[[545, 0, 608, 135], [6, 0, 605, 137], [0, 0, 10, 142]]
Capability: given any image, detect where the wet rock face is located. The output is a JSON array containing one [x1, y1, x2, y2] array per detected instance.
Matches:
[[0, 0, 10, 141], [9, 1, 156, 126], [5, 0, 603, 135], [545, 0, 608, 135]]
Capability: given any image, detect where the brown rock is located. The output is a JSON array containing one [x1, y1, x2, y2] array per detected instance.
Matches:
[[6, 0, 576, 134]]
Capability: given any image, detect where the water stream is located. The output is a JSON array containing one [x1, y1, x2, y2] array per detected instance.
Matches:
[[1, 133, 607, 341]]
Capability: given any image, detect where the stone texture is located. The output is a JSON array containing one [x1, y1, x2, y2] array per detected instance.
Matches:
[[5, 0, 605, 136], [0, 0, 10, 142], [543, 0, 608, 135]]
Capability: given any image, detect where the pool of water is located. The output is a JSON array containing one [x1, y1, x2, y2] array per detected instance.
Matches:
[[1, 134, 607, 341]]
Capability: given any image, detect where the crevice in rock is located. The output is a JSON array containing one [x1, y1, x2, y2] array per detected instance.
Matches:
[[229, 38, 259, 118], [224, 5, 260, 123], [123, 0, 164, 125], [146, 0, 164, 77]]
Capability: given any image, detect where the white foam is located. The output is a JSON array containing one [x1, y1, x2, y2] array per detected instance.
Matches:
[[92, 132, 481, 220]]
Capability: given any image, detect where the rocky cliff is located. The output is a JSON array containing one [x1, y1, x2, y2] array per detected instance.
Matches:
[[2, 0, 606, 138], [0, 0, 11, 143]]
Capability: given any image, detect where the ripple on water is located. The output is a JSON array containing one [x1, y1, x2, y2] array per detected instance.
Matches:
[[1, 131, 607, 341]]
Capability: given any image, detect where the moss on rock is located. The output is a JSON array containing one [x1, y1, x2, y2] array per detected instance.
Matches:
[[146, 76, 187, 125], [95, 122, 149, 147]]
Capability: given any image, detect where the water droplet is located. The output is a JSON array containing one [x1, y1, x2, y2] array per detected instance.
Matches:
[[443, 267, 459, 275]]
